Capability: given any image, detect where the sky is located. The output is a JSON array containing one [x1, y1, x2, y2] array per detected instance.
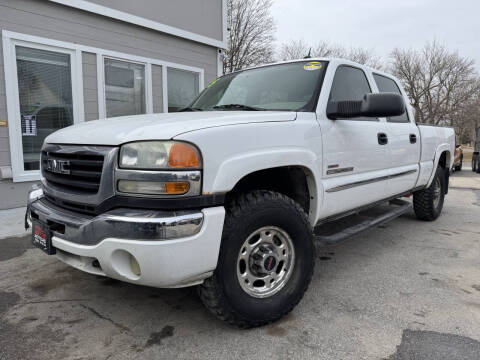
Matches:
[[271, 0, 480, 70]]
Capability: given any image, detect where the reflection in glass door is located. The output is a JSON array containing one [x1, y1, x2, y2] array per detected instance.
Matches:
[[104, 58, 146, 118], [16, 46, 74, 171]]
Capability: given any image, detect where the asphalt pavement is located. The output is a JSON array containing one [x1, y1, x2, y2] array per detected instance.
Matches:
[[0, 169, 479, 359]]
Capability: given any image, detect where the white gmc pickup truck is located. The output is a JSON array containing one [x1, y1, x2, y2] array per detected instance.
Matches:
[[27, 58, 455, 328]]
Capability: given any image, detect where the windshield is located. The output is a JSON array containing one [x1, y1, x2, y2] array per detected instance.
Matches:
[[188, 61, 327, 112]]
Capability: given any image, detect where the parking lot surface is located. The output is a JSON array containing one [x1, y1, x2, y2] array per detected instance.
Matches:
[[1, 169, 479, 359]]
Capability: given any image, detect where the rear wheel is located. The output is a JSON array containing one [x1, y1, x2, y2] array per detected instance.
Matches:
[[413, 166, 446, 221], [198, 191, 315, 328]]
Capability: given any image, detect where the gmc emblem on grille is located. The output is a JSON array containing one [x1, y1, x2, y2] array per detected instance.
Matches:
[[45, 159, 70, 174]]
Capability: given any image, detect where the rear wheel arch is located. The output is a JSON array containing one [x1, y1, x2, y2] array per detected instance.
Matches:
[[438, 151, 450, 169], [414, 165, 446, 221], [427, 149, 451, 188]]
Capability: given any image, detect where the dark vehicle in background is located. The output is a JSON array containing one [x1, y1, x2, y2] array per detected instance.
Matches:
[[473, 128, 480, 173]]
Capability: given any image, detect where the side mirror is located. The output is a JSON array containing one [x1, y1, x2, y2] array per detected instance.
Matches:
[[327, 93, 406, 120]]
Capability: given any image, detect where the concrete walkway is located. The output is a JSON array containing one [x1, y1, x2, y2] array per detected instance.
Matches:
[[450, 167, 480, 190], [0, 206, 28, 240]]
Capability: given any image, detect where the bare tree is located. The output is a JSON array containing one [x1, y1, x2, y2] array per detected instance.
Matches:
[[390, 41, 480, 129], [278, 39, 382, 68], [313, 41, 345, 58], [346, 47, 383, 69], [278, 39, 310, 61], [452, 90, 480, 145], [223, 0, 275, 73]]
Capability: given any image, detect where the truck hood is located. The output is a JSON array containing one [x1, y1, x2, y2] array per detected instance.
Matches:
[[46, 111, 296, 146]]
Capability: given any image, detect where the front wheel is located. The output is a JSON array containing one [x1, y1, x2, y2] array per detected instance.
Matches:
[[198, 191, 315, 328], [413, 166, 446, 221]]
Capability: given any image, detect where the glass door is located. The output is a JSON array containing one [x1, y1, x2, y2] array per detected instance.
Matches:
[[14, 45, 75, 173]]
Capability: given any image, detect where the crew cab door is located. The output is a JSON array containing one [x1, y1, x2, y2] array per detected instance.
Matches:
[[372, 73, 420, 196], [317, 64, 390, 218]]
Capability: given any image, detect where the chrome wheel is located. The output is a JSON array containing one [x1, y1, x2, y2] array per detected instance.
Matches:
[[236, 226, 295, 298], [432, 177, 442, 209]]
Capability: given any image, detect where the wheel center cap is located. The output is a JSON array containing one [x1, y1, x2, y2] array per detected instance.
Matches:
[[263, 256, 277, 272]]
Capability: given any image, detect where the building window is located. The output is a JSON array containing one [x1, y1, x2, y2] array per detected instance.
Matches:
[[16, 46, 74, 171], [104, 58, 146, 117], [167, 68, 199, 112], [3, 31, 205, 182]]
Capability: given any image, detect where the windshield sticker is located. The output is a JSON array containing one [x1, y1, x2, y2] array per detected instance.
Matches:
[[303, 62, 322, 71], [207, 78, 220, 88]]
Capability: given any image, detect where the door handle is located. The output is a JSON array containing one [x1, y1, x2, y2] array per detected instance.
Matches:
[[377, 132, 388, 145], [409, 134, 417, 144]]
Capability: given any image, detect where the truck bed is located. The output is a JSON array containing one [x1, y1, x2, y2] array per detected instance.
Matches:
[[417, 124, 455, 164]]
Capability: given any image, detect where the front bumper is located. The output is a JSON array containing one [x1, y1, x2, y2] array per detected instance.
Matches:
[[27, 187, 226, 288]]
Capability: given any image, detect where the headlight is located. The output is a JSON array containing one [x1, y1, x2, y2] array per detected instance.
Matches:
[[117, 141, 201, 196], [119, 141, 201, 169]]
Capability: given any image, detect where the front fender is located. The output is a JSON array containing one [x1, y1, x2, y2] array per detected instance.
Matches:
[[212, 148, 317, 191], [211, 148, 322, 224], [174, 117, 324, 224]]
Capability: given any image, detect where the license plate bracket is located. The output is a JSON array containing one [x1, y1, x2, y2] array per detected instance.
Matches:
[[32, 220, 56, 255]]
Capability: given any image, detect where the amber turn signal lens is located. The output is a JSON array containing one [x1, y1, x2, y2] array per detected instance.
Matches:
[[168, 143, 200, 168], [165, 182, 190, 194]]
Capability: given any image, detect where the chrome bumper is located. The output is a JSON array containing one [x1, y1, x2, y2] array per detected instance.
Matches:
[[27, 186, 204, 246]]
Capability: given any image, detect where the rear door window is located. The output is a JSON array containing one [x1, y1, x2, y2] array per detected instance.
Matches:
[[373, 74, 409, 123]]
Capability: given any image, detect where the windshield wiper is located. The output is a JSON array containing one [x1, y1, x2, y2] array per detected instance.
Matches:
[[213, 104, 262, 111], [179, 107, 203, 112]]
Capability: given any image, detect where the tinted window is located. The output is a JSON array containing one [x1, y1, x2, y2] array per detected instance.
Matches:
[[329, 66, 372, 121], [373, 74, 409, 123]]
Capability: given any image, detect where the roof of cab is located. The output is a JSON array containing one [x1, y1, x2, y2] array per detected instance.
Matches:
[[231, 58, 402, 87], [234, 58, 371, 72]]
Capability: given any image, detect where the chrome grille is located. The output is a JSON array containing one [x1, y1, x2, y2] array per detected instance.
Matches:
[[41, 149, 104, 194]]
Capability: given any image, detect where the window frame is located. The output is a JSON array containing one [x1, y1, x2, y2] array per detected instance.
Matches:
[[3, 30, 205, 182], [372, 72, 410, 123], [96, 55, 203, 118], [327, 64, 377, 122], [3, 38, 83, 182]]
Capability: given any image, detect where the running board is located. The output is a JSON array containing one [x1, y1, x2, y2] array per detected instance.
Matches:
[[314, 199, 412, 245]]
